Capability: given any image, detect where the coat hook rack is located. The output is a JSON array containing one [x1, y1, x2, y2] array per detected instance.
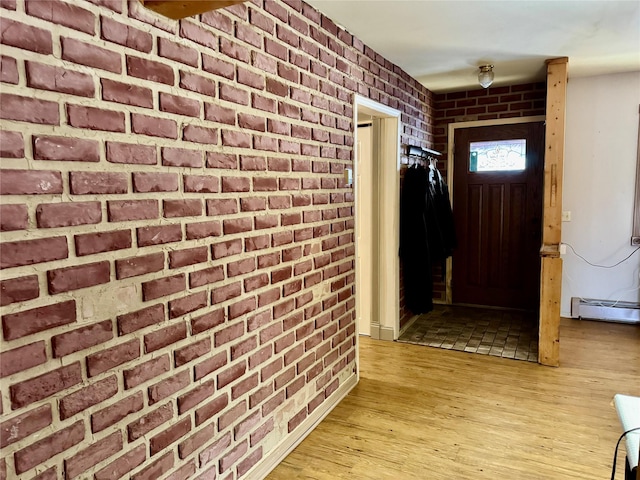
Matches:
[[406, 145, 442, 165]]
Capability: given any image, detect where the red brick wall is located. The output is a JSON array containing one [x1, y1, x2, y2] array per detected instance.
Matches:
[[429, 82, 547, 303], [434, 82, 546, 129], [0, 0, 433, 478]]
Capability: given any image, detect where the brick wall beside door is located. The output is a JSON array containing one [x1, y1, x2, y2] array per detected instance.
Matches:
[[0, 0, 434, 478]]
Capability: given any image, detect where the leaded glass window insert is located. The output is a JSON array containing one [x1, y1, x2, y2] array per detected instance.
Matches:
[[469, 139, 527, 172]]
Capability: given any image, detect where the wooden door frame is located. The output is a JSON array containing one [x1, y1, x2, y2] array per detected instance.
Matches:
[[354, 95, 402, 346]]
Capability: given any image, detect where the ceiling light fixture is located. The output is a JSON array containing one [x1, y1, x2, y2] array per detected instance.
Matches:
[[478, 64, 494, 88]]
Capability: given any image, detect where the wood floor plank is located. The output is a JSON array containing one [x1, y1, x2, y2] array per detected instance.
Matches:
[[267, 318, 639, 479]]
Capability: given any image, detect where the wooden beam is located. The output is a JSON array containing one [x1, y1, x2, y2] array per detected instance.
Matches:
[[539, 57, 568, 367], [140, 0, 244, 20], [541, 56, 568, 246], [538, 256, 562, 366]]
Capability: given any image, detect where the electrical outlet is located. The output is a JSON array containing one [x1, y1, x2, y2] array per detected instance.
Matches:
[[632, 236, 640, 246], [562, 211, 571, 222], [559, 244, 567, 255]]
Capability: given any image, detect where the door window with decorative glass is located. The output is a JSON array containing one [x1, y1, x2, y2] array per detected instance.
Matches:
[[469, 139, 527, 172]]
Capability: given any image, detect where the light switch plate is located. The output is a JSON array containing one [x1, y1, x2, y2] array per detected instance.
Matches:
[[344, 168, 353, 187]]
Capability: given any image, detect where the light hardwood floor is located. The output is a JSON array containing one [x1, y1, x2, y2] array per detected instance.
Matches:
[[267, 318, 640, 479]]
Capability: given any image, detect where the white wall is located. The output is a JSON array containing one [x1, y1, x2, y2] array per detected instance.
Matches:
[[561, 71, 640, 316]]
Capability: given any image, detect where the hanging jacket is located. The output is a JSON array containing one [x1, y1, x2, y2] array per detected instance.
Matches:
[[400, 164, 434, 314], [400, 163, 457, 315], [430, 166, 457, 261]]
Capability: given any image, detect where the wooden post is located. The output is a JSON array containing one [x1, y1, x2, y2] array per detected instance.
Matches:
[[140, 0, 245, 19], [539, 255, 561, 365], [539, 57, 568, 367]]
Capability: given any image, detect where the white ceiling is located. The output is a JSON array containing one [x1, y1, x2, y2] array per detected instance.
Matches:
[[304, 0, 640, 93]]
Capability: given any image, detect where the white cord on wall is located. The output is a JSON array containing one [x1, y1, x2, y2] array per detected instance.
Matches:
[[561, 243, 640, 308], [561, 243, 640, 268]]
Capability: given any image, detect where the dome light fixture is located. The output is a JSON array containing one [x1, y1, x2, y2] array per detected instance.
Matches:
[[478, 64, 494, 88]]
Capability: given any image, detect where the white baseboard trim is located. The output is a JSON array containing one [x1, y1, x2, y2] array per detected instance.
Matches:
[[246, 374, 358, 479], [379, 325, 395, 341], [370, 324, 396, 341]]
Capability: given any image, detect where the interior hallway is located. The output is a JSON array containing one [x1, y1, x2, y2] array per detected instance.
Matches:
[[267, 318, 640, 479]]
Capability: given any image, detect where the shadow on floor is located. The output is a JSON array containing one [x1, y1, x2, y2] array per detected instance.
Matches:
[[398, 304, 539, 362]]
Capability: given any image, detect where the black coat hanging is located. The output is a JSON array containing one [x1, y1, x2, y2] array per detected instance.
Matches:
[[400, 148, 456, 315], [400, 163, 434, 314]]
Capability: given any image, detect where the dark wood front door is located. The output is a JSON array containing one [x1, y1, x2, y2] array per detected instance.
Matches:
[[452, 122, 544, 310]]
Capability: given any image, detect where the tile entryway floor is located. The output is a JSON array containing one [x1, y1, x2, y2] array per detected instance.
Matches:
[[398, 305, 539, 362]]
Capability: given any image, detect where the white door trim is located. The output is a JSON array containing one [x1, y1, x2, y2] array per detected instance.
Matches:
[[356, 95, 403, 118], [355, 124, 373, 337], [354, 95, 402, 344]]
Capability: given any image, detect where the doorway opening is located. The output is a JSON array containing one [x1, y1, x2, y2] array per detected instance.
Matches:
[[353, 95, 401, 342], [398, 117, 546, 362]]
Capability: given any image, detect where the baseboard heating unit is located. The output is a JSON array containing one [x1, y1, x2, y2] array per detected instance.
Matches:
[[571, 297, 640, 324]]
